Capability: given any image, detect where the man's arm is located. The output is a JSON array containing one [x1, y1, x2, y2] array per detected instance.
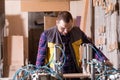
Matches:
[[36, 32, 47, 67]]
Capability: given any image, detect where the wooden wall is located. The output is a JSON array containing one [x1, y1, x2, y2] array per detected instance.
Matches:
[[94, 0, 120, 69]]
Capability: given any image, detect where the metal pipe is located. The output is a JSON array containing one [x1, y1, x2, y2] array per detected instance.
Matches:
[[90, 61, 95, 80]]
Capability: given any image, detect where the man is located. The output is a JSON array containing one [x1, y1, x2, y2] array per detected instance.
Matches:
[[36, 11, 109, 80]]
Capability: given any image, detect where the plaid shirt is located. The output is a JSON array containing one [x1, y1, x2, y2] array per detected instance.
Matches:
[[36, 32, 47, 67]]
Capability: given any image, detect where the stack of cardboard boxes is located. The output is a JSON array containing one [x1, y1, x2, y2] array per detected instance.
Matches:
[[3, 36, 24, 78]]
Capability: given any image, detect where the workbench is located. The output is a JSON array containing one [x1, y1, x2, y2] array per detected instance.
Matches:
[[0, 73, 91, 80], [63, 73, 90, 78]]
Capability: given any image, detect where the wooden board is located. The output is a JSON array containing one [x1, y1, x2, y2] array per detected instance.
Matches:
[[21, 0, 70, 12], [63, 73, 90, 78], [80, 0, 89, 32]]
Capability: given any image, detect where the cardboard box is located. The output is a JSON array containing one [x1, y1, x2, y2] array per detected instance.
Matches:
[[3, 36, 24, 65], [21, 0, 70, 12], [3, 65, 22, 77], [44, 16, 57, 30]]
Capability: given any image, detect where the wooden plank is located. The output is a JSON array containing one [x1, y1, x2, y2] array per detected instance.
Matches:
[[63, 73, 90, 78], [0, 78, 12, 80], [80, 0, 89, 32], [21, 0, 70, 12]]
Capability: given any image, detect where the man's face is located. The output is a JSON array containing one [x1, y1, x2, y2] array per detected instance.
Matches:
[[56, 19, 73, 35]]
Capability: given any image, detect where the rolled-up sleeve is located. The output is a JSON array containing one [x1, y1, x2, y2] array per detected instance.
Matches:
[[36, 32, 47, 67]]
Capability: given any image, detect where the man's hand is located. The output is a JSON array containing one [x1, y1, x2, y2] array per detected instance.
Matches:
[[104, 60, 113, 67]]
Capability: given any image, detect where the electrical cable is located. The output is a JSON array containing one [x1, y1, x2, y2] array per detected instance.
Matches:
[[55, 45, 66, 69], [87, 43, 103, 59], [13, 45, 66, 80]]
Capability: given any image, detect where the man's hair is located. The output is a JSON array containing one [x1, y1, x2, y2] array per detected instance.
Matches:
[[57, 11, 73, 23]]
